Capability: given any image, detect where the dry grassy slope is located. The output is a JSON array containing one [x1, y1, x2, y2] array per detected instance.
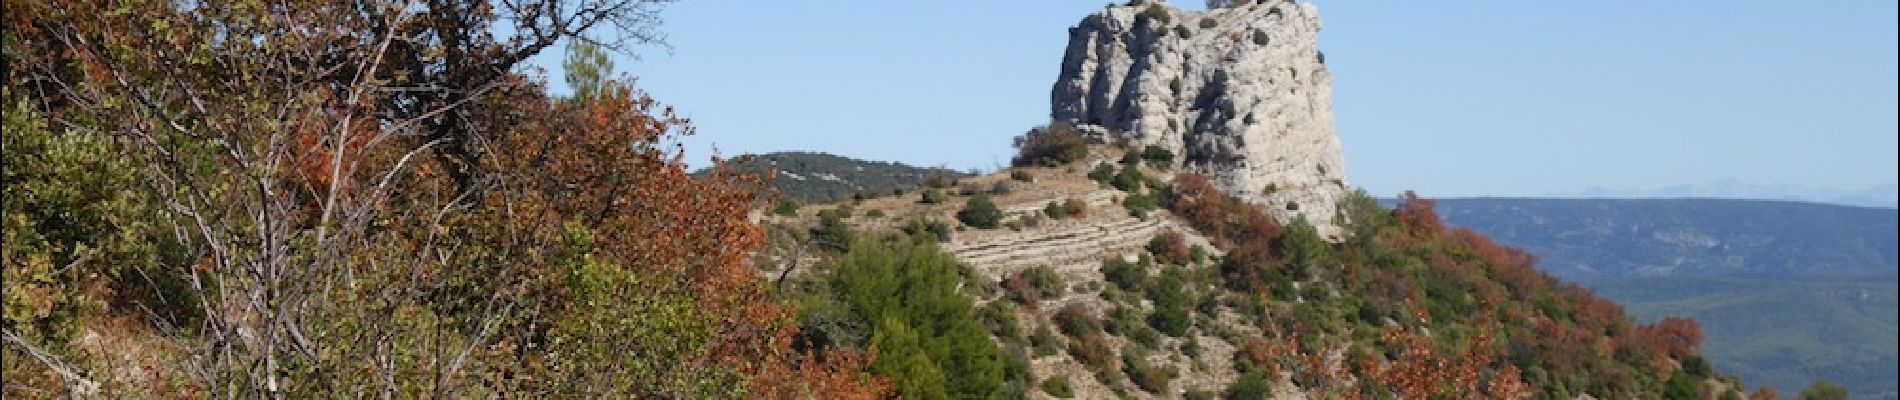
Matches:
[[769, 146, 1314, 399]]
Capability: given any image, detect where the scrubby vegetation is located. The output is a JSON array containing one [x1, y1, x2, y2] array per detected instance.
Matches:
[[3, 2, 1758, 398], [1, 3, 889, 397], [1042, 375, 1076, 398], [921, 188, 950, 204], [1141, 145, 1175, 167], [958, 194, 1005, 229], [1012, 122, 1092, 167], [1163, 170, 1745, 398]]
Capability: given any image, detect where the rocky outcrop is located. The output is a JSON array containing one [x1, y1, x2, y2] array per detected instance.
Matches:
[[1051, 0, 1349, 236]]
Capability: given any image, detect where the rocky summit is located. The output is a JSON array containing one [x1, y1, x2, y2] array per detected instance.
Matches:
[[1052, 0, 1349, 237]]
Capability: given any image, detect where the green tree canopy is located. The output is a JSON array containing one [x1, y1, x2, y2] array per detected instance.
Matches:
[[817, 235, 1011, 399]]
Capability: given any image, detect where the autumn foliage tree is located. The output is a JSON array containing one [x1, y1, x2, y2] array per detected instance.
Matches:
[[3, 0, 886, 397], [1637, 316, 1705, 359]]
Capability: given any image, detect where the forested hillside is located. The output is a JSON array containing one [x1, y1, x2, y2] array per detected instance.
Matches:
[[701, 151, 968, 204], [1429, 198, 1900, 399]]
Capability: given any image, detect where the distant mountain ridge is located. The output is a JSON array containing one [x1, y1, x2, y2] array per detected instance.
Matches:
[[702, 151, 967, 203], [1425, 197, 1898, 281], [1550, 181, 1899, 209]]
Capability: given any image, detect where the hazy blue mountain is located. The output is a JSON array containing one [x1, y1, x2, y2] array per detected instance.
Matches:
[[1551, 181, 1899, 209], [1425, 198, 1898, 399], [1428, 198, 1897, 281]]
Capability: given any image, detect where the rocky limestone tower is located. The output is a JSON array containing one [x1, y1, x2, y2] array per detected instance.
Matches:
[[1052, 0, 1349, 236]]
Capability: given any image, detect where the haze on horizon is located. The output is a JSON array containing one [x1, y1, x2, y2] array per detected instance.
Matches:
[[527, 0, 1898, 202]]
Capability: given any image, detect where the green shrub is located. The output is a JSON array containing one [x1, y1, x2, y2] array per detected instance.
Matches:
[[1104, 304, 1144, 336], [1682, 355, 1712, 378], [1111, 164, 1146, 192], [1103, 258, 1146, 291], [1798, 379, 1849, 400], [1226, 370, 1273, 399], [1122, 345, 1173, 394], [957, 194, 1004, 229], [1146, 270, 1194, 337], [1022, 266, 1064, 299], [1173, 24, 1192, 39], [1199, 17, 1217, 29], [1662, 373, 1698, 400], [1137, 3, 1172, 25], [1031, 326, 1063, 357], [821, 236, 1009, 399], [1044, 201, 1070, 219], [773, 199, 802, 216], [1055, 303, 1103, 337], [1252, 30, 1270, 46], [1124, 191, 1160, 217], [1013, 122, 1091, 167], [920, 188, 949, 204], [979, 301, 1026, 345], [1088, 162, 1117, 184], [1042, 376, 1076, 398], [1182, 335, 1203, 359], [1130, 324, 1161, 350], [821, 205, 852, 219], [1141, 145, 1175, 166], [864, 209, 886, 218], [813, 211, 854, 253], [1197, 292, 1221, 316], [903, 219, 954, 242]]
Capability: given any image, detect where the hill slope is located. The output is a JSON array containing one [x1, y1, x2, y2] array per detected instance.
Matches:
[[1429, 198, 1899, 399], [1592, 276, 1898, 400], [760, 147, 1752, 399]]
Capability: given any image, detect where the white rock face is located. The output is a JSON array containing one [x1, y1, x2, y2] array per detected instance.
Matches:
[[1051, 0, 1349, 236]]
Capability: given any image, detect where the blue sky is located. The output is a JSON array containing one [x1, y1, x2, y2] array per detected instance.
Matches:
[[526, 1, 1898, 199]]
